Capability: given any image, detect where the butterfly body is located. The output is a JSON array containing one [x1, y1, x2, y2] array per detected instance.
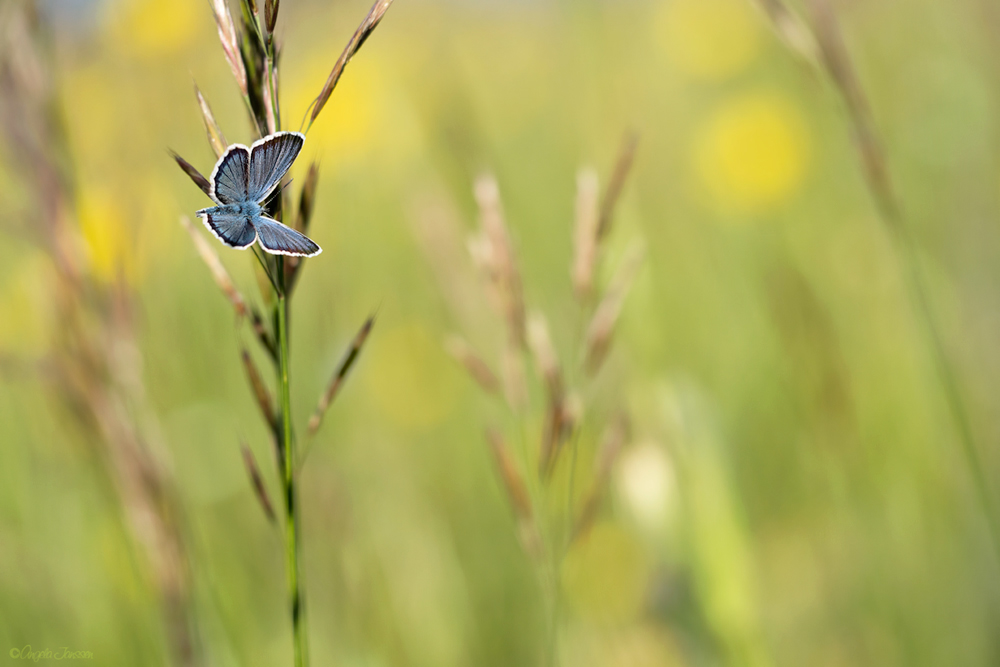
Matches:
[[196, 131, 321, 257]]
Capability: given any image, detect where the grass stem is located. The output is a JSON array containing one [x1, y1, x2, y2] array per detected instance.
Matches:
[[276, 259, 307, 667]]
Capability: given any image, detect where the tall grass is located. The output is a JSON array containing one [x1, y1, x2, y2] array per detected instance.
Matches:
[[0, 2, 200, 664], [412, 136, 642, 666], [172, 0, 392, 664], [751, 0, 1000, 559]]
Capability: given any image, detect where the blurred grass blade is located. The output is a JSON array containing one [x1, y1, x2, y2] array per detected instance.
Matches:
[[572, 414, 629, 542], [171, 152, 211, 196], [572, 168, 600, 301], [584, 241, 644, 375], [750, 0, 819, 65], [307, 314, 376, 435], [308, 0, 394, 129], [212, 0, 248, 96], [241, 348, 278, 432], [486, 428, 542, 559], [596, 132, 638, 241], [241, 442, 277, 524], [445, 335, 500, 395], [194, 83, 228, 158]]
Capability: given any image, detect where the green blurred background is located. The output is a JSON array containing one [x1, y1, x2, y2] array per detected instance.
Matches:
[[2, 0, 1000, 664]]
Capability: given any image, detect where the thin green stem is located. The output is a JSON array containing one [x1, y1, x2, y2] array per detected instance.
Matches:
[[888, 214, 1000, 558], [276, 258, 307, 667]]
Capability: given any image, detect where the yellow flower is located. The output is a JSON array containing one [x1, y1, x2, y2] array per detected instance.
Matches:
[[78, 188, 136, 284], [695, 93, 810, 213], [655, 0, 763, 81]]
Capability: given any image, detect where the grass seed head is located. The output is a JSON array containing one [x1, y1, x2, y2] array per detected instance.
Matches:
[[194, 84, 227, 158]]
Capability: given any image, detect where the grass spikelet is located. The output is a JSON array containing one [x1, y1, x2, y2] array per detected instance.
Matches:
[[527, 312, 569, 477], [194, 83, 227, 158], [307, 314, 376, 436], [572, 414, 629, 542], [308, 0, 394, 130], [171, 152, 211, 196], [474, 173, 526, 347], [486, 428, 542, 558], [241, 442, 277, 524], [211, 0, 247, 96], [571, 168, 600, 300], [596, 132, 638, 241], [445, 335, 501, 394], [583, 241, 644, 375]]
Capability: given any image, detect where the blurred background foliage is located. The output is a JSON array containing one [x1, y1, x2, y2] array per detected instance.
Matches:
[[2, 0, 1000, 665]]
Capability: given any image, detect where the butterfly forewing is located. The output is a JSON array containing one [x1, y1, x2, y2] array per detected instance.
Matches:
[[199, 207, 257, 248], [210, 146, 251, 204], [248, 132, 305, 203], [254, 216, 321, 257]]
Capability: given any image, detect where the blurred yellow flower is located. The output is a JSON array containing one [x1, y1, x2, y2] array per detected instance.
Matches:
[[656, 0, 763, 80], [78, 188, 137, 284], [366, 323, 459, 430], [695, 93, 810, 212], [113, 0, 199, 57]]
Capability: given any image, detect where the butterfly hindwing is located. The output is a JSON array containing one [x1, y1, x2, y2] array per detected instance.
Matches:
[[210, 145, 250, 204], [253, 215, 321, 257], [247, 132, 304, 203], [199, 207, 257, 249]]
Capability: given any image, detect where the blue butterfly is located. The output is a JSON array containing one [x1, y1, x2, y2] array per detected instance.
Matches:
[[197, 131, 321, 257]]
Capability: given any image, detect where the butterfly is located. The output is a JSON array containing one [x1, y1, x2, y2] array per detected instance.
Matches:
[[197, 131, 321, 257]]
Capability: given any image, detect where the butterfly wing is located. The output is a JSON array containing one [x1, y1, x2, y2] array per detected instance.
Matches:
[[253, 215, 321, 257], [247, 132, 305, 203], [209, 145, 251, 204], [198, 207, 257, 249]]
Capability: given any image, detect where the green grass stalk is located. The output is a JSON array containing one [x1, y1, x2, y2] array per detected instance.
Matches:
[[276, 261, 307, 667]]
